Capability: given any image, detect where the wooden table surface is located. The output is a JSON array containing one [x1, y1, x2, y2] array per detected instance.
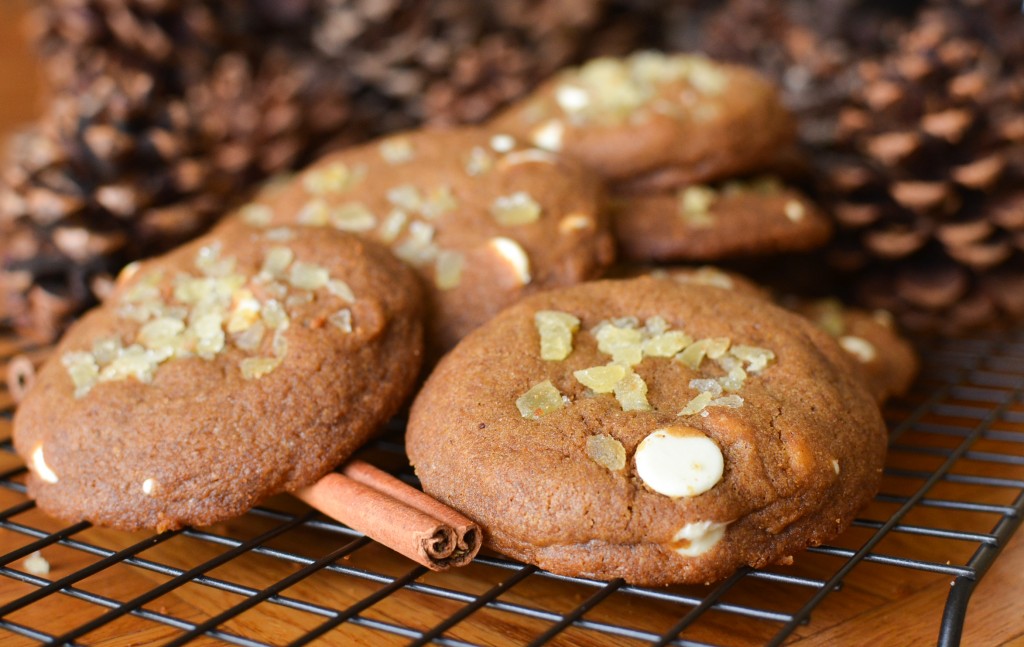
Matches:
[[0, 4, 1022, 646]]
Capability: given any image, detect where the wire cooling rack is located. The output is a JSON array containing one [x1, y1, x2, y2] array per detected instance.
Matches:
[[0, 330, 1022, 647]]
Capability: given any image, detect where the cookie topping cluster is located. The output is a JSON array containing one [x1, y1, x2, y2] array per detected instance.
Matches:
[[806, 298, 879, 364], [545, 52, 731, 128], [62, 235, 357, 397], [675, 176, 807, 229]]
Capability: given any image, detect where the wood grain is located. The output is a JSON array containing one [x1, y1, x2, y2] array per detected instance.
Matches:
[[0, 4, 1022, 646]]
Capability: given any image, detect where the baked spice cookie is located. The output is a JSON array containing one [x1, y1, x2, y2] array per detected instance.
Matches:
[[790, 298, 918, 404], [491, 52, 795, 186], [612, 176, 832, 262], [230, 127, 614, 353], [639, 266, 917, 402], [14, 222, 424, 532], [407, 277, 887, 585]]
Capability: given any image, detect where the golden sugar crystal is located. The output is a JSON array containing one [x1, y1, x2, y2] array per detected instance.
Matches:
[[516, 380, 565, 420], [586, 434, 626, 471], [534, 310, 581, 361], [573, 364, 626, 393]]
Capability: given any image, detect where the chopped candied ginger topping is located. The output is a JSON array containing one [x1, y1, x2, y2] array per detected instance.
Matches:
[[516, 380, 566, 420], [535, 310, 581, 361], [549, 52, 732, 126], [573, 364, 626, 393], [586, 434, 626, 471], [491, 191, 542, 226], [65, 242, 361, 396]]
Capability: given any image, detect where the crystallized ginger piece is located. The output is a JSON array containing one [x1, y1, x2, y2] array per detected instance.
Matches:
[[614, 369, 652, 411], [516, 380, 565, 420], [586, 434, 626, 471], [573, 363, 626, 393], [535, 310, 581, 360]]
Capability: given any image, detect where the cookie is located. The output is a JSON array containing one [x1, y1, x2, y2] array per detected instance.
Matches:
[[14, 222, 424, 531], [789, 298, 918, 403], [615, 265, 771, 301], [231, 126, 614, 353], [637, 266, 917, 402], [612, 176, 832, 262], [491, 52, 795, 186], [407, 277, 886, 585]]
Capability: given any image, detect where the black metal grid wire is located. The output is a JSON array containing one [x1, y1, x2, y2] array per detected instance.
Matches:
[[0, 329, 1021, 646]]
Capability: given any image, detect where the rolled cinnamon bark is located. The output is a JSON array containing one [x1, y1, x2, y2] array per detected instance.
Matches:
[[296, 460, 482, 570], [5, 354, 36, 404]]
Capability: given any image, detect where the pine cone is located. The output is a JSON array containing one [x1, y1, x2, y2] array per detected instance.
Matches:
[[0, 0, 665, 341], [817, 3, 1024, 335]]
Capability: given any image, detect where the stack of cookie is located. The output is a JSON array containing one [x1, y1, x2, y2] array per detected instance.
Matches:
[[13, 52, 917, 586], [492, 51, 833, 265]]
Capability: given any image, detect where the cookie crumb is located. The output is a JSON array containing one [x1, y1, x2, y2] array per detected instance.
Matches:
[[23, 551, 50, 576]]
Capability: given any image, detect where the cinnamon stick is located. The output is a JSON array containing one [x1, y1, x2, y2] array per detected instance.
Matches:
[[5, 354, 36, 404], [295, 459, 481, 570]]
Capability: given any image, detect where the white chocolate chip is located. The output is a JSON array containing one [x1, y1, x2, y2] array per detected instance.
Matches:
[[832, 459, 841, 475], [839, 335, 877, 363], [142, 478, 155, 495], [489, 237, 532, 285], [555, 84, 590, 113], [22, 551, 50, 576], [31, 445, 58, 484], [531, 119, 564, 152], [784, 200, 806, 222], [490, 134, 516, 153], [672, 521, 728, 557], [635, 427, 724, 498]]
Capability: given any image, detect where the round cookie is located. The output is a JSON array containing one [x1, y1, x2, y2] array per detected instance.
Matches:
[[491, 52, 795, 186], [407, 277, 886, 585], [612, 177, 832, 262], [789, 298, 918, 404], [14, 222, 424, 532], [634, 266, 917, 403], [231, 126, 614, 353]]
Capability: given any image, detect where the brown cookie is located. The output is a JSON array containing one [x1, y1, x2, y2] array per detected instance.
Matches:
[[407, 277, 886, 585], [14, 222, 424, 532], [230, 126, 614, 353], [613, 177, 832, 262], [616, 264, 772, 300], [789, 298, 918, 403], [491, 52, 795, 186], [636, 267, 918, 402]]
